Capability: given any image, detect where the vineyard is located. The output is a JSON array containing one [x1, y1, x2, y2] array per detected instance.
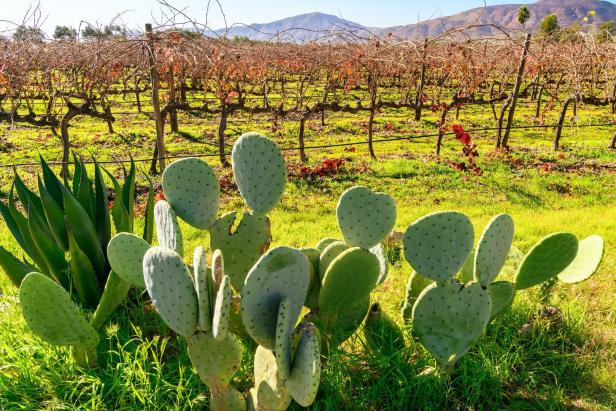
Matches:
[[0, 20, 616, 411]]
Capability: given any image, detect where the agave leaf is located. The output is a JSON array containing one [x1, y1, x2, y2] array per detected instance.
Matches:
[[0, 245, 37, 287], [142, 172, 155, 244], [39, 156, 64, 208], [121, 157, 136, 226], [68, 228, 102, 307], [38, 176, 69, 251], [93, 160, 111, 253], [103, 168, 131, 233]]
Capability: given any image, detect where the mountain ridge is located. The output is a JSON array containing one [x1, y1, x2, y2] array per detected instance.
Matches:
[[213, 0, 616, 41]]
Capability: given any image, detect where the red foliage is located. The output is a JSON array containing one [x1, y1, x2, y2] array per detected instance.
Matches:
[[292, 158, 346, 180], [449, 124, 481, 175]]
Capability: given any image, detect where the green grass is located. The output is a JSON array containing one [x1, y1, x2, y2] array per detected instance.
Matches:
[[0, 99, 615, 409]]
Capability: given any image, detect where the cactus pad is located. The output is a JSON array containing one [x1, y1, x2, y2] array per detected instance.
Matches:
[[458, 250, 475, 284], [107, 233, 150, 288], [336, 186, 396, 249], [154, 201, 183, 255], [187, 332, 242, 386], [212, 275, 231, 341], [232, 132, 287, 215], [20, 272, 99, 347], [401, 271, 433, 323], [557, 235, 604, 284], [193, 246, 212, 332], [327, 297, 370, 348], [318, 241, 349, 282], [143, 247, 197, 338], [474, 214, 514, 286], [241, 246, 310, 349], [250, 346, 292, 411], [514, 232, 578, 290], [412, 281, 491, 365], [210, 211, 271, 291], [488, 281, 515, 320], [370, 243, 389, 285], [274, 297, 293, 380], [319, 247, 379, 317], [286, 324, 321, 407], [162, 158, 219, 229], [403, 211, 474, 283], [315, 237, 338, 252], [301, 248, 321, 310]]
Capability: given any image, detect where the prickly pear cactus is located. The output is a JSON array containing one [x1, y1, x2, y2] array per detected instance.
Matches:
[[275, 298, 294, 380], [250, 346, 292, 411], [107, 233, 150, 288], [315, 237, 338, 252], [401, 271, 432, 323], [285, 323, 321, 407], [403, 211, 474, 283], [232, 132, 287, 215], [154, 200, 184, 255], [488, 281, 515, 320], [474, 214, 514, 286], [20, 273, 99, 347], [301, 248, 321, 310], [514, 232, 578, 289], [557, 235, 604, 284], [412, 281, 491, 365], [162, 157, 220, 229], [319, 247, 380, 318], [210, 211, 271, 291], [336, 186, 396, 249], [212, 275, 231, 341], [241, 246, 310, 349], [143, 247, 198, 338], [370, 243, 389, 285], [318, 240, 349, 280], [187, 332, 242, 387], [193, 246, 212, 332]]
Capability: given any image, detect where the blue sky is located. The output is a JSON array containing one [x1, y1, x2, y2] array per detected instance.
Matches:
[[2, 0, 544, 33]]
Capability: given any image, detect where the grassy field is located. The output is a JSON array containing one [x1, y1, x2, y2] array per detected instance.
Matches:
[[0, 100, 615, 410]]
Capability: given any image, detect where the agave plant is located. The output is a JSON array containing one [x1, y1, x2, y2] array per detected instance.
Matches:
[[0, 155, 154, 366]]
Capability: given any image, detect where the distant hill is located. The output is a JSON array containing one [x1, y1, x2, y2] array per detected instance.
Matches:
[[386, 0, 616, 38], [213, 12, 378, 42], [212, 1, 616, 42]]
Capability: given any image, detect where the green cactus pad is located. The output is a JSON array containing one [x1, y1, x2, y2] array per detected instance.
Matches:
[[318, 241, 349, 282], [162, 157, 220, 229], [274, 297, 293, 380], [187, 332, 242, 386], [212, 275, 231, 341], [107, 233, 150, 288], [286, 324, 321, 407], [328, 297, 370, 348], [315, 237, 338, 252], [474, 214, 514, 286], [336, 186, 396, 249], [403, 211, 474, 283], [319, 247, 379, 317], [143, 247, 197, 338], [301, 248, 321, 310], [370, 243, 389, 285], [193, 246, 212, 332], [210, 211, 271, 291], [458, 250, 475, 284], [514, 232, 578, 290], [364, 303, 406, 355], [250, 346, 292, 411], [19, 272, 99, 347], [401, 271, 433, 324], [412, 281, 491, 365], [154, 200, 184, 255], [557, 235, 604, 284], [488, 281, 515, 320], [241, 246, 309, 349], [210, 386, 245, 411], [232, 132, 287, 215]]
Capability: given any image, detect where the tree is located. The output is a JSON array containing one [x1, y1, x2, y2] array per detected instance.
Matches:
[[539, 14, 560, 37], [13, 26, 45, 42], [518, 6, 530, 26], [82, 25, 105, 39], [597, 20, 615, 43], [53, 25, 77, 40]]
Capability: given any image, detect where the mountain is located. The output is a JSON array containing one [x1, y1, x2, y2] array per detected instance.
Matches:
[[212, 1, 616, 42], [214, 12, 378, 42], [385, 0, 616, 38]]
